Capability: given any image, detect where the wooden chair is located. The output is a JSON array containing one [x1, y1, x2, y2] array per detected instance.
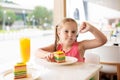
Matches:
[[92, 46, 120, 80]]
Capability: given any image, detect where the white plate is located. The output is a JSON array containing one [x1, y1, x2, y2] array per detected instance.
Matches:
[[0, 68, 40, 80], [36, 56, 78, 66]]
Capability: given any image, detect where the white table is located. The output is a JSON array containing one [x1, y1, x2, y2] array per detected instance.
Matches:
[[0, 60, 102, 80], [34, 60, 102, 80]]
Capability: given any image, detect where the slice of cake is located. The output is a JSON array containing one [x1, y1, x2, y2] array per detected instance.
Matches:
[[54, 51, 66, 63], [14, 62, 27, 79]]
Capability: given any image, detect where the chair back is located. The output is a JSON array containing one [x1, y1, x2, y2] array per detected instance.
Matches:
[[92, 46, 120, 63], [84, 52, 100, 64], [92, 46, 120, 73]]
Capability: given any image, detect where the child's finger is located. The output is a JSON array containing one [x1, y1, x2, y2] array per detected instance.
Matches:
[[79, 22, 86, 30], [79, 22, 90, 33], [79, 26, 87, 33], [45, 53, 54, 62], [50, 54, 55, 62]]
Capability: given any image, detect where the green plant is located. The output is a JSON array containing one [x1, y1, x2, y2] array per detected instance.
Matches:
[[116, 22, 120, 27]]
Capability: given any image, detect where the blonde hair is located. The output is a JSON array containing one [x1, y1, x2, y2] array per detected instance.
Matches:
[[54, 18, 77, 51]]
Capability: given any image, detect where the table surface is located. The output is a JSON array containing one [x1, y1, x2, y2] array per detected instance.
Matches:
[[33, 59, 102, 80], [0, 59, 102, 80]]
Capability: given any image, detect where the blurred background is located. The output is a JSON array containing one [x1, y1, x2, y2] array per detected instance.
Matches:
[[0, 0, 120, 73]]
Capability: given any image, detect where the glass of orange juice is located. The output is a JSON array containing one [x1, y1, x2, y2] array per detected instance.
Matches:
[[20, 37, 30, 63]]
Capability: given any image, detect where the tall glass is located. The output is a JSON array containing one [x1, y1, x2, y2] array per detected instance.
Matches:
[[20, 37, 30, 63]]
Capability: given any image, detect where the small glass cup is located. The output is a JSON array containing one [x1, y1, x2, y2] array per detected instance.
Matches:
[[20, 37, 30, 63]]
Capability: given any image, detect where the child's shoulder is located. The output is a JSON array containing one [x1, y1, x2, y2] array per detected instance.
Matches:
[[77, 40, 84, 44], [77, 41, 86, 47]]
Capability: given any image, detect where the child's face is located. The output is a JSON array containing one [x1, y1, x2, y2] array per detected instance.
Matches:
[[58, 22, 78, 45]]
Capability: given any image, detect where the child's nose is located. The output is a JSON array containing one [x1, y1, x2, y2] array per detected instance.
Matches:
[[68, 32, 73, 37]]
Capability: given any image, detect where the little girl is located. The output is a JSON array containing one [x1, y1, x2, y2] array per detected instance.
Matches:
[[35, 18, 107, 62]]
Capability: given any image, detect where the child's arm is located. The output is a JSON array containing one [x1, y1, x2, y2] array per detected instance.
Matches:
[[79, 22, 107, 49], [35, 44, 55, 62]]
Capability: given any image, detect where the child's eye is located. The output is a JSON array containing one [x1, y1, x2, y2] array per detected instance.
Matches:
[[72, 31, 76, 33], [65, 30, 68, 33]]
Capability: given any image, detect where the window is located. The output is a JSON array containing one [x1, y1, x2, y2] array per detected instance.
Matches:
[[0, 0, 54, 67], [66, 0, 86, 24]]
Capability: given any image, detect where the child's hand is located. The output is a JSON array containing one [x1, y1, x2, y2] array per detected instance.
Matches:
[[44, 53, 55, 62], [79, 22, 91, 33]]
